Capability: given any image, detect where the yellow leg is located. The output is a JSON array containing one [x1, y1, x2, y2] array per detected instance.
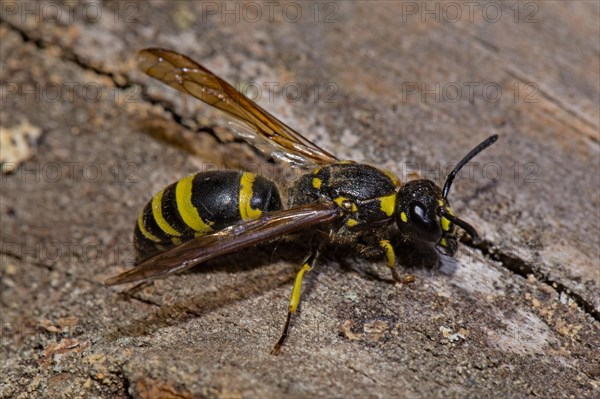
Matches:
[[272, 250, 318, 355], [379, 239, 401, 282], [289, 263, 311, 313]]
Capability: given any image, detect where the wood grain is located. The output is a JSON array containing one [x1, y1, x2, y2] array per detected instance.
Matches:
[[1, 2, 598, 398]]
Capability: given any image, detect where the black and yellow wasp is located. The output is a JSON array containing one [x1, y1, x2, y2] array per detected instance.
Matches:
[[106, 48, 498, 354]]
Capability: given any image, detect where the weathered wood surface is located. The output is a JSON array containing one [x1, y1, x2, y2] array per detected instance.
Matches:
[[1, 1, 598, 398]]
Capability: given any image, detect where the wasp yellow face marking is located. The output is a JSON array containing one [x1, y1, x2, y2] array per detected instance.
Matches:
[[152, 189, 181, 237], [239, 172, 263, 221], [438, 200, 454, 215], [400, 212, 408, 223], [312, 177, 322, 189], [441, 216, 451, 232], [440, 238, 448, 248], [334, 197, 358, 213], [346, 218, 359, 227], [437, 201, 453, 232], [175, 175, 213, 233], [137, 212, 160, 243], [379, 193, 396, 217], [379, 239, 395, 267]]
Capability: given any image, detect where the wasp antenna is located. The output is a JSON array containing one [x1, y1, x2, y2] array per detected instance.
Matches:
[[442, 134, 498, 200], [441, 211, 480, 243]]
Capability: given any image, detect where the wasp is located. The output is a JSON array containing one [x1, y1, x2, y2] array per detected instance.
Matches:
[[105, 48, 498, 354]]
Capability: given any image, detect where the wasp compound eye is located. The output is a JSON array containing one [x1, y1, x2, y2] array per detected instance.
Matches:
[[409, 201, 443, 243]]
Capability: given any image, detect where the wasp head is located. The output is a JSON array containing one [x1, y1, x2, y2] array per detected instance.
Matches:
[[395, 135, 498, 255]]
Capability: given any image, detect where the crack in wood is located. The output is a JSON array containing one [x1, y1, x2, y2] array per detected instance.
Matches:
[[0, 19, 233, 149], [464, 238, 600, 323], [347, 364, 379, 384]]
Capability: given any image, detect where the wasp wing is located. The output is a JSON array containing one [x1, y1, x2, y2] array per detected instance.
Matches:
[[138, 48, 339, 167], [105, 202, 340, 286]]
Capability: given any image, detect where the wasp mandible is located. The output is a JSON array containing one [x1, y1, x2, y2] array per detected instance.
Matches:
[[105, 48, 498, 354]]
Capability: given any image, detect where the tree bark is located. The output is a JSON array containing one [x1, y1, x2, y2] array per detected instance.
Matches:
[[1, 2, 598, 398]]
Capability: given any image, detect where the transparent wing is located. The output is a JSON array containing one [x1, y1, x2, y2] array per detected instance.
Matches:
[[105, 203, 341, 285], [138, 48, 339, 167]]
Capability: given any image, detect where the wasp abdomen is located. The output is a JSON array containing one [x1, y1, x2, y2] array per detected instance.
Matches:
[[134, 170, 282, 263]]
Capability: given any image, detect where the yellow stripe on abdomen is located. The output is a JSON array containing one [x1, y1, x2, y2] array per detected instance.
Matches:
[[137, 211, 161, 243], [175, 175, 213, 234], [239, 172, 263, 221], [151, 189, 181, 237]]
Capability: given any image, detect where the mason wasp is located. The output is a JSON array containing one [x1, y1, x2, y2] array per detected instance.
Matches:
[[105, 48, 498, 354]]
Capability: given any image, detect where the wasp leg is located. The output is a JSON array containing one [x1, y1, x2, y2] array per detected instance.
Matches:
[[118, 281, 153, 301], [379, 239, 401, 282], [358, 240, 415, 284], [357, 240, 399, 281], [271, 247, 320, 355]]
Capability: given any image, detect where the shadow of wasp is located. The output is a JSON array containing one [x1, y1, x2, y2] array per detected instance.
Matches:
[[105, 48, 498, 354]]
